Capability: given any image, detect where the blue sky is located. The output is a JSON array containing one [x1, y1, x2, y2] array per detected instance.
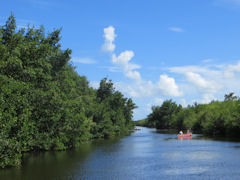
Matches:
[[2, 0, 240, 120]]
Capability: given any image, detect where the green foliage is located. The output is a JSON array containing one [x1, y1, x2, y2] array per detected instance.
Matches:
[[224, 92, 238, 101], [144, 96, 240, 138], [147, 100, 182, 129], [92, 78, 136, 138], [0, 14, 136, 168]]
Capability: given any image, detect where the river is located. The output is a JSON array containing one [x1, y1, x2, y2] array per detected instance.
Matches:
[[1, 127, 240, 180]]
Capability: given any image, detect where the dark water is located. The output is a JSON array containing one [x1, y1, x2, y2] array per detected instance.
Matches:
[[1, 127, 240, 180]]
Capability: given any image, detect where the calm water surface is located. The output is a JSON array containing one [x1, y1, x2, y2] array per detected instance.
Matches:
[[1, 127, 240, 180]]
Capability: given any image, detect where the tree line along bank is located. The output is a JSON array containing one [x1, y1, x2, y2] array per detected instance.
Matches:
[[0, 14, 136, 168], [135, 93, 240, 138]]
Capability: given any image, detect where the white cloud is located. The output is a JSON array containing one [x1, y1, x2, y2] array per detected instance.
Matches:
[[201, 94, 216, 104], [116, 76, 182, 99], [169, 65, 220, 76], [116, 74, 183, 99], [101, 26, 183, 100], [112, 51, 134, 68], [170, 62, 240, 83], [180, 99, 187, 107], [154, 98, 164, 105], [157, 74, 183, 97], [168, 27, 184, 32], [71, 57, 96, 64], [185, 72, 209, 89], [223, 61, 240, 78], [167, 60, 240, 105], [185, 72, 221, 95], [115, 58, 240, 119], [115, 81, 155, 98], [226, 61, 240, 72], [102, 26, 116, 52], [90, 81, 99, 89], [126, 71, 141, 81], [112, 51, 141, 82]]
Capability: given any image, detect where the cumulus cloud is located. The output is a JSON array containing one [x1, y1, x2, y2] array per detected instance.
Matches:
[[185, 72, 208, 88], [101, 26, 116, 52], [168, 27, 184, 32], [101, 25, 185, 119], [115, 81, 155, 98], [125, 71, 142, 82], [101, 25, 183, 100], [168, 60, 240, 105], [115, 74, 183, 98], [112, 51, 135, 67], [102, 26, 142, 82], [101, 25, 240, 113], [185, 72, 221, 95], [157, 74, 183, 97], [112, 51, 141, 82]]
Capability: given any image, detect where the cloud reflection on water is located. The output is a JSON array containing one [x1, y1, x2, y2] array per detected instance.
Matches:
[[164, 167, 209, 175]]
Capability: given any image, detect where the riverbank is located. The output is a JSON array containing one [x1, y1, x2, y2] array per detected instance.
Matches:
[[137, 99, 240, 138]]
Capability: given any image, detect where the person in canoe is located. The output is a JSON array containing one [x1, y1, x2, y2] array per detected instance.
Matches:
[[178, 129, 192, 138]]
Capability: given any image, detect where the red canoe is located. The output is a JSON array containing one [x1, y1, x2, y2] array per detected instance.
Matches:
[[177, 133, 192, 138]]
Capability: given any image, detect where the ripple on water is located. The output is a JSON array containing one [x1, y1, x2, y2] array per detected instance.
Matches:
[[162, 151, 218, 160], [187, 151, 219, 160], [164, 166, 209, 176], [161, 152, 182, 159]]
